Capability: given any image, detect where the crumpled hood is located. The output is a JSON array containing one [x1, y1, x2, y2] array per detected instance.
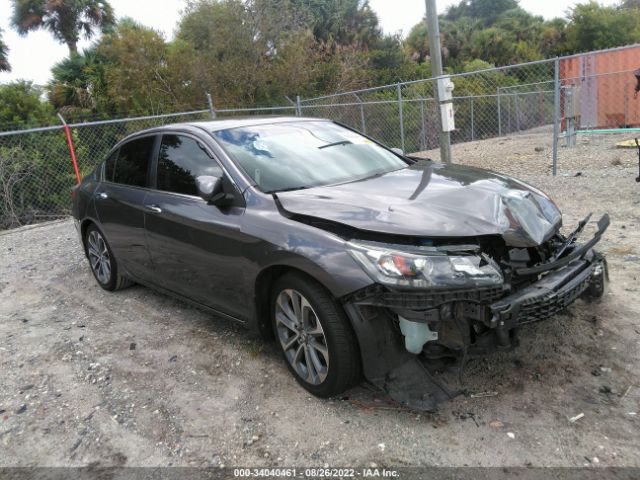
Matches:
[[276, 162, 562, 247]]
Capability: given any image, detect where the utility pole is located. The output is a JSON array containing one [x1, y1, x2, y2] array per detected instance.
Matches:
[[425, 0, 452, 163]]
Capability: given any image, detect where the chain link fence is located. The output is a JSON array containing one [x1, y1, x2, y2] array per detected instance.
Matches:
[[298, 58, 557, 156], [0, 110, 213, 230], [0, 103, 304, 230], [1, 44, 639, 231]]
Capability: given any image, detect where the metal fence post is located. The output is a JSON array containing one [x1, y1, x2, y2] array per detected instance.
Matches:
[[295, 95, 302, 116], [354, 94, 366, 133], [206, 93, 216, 119], [552, 57, 560, 176], [419, 98, 426, 150], [470, 97, 475, 141], [497, 87, 502, 137], [397, 83, 405, 152], [515, 94, 520, 131]]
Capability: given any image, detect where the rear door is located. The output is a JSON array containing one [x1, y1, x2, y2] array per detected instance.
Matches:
[[143, 133, 249, 318], [94, 135, 156, 280]]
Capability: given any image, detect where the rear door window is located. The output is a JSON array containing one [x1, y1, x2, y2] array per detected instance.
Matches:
[[112, 136, 155, 187], [156, 134, 223, 196]]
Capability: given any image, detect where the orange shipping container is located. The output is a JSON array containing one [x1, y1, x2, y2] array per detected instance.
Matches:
[[560, 44, 640, 130]]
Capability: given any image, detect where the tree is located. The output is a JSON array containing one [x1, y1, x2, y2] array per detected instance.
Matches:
[[494, 8, 544, 43], [405, 0, 571, 68], [539, 18, 567, 57], [97, 19, 173, 114], [173, 0, 388, 106], [11, 0, 115, 55], [564, 1, 640, 52], [444, 0, 520, 26], [405, 21, 429, 63], [47, 48, 107, 118], [621, 0, 640, 9], [261, 29, 324, 100], [0, 81, 55, 128], [368, 34, 416, 84], [290, 0, 381, 48], [467, 28, 514, 65], [0, 28, 10, 72], [440, 17, 480, 65], [177, 0, 266, 106]]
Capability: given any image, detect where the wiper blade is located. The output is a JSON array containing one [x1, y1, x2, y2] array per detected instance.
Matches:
[[269, 186, 308, 193], [407, 156, 432, 165], [318, 140, 352, 149]]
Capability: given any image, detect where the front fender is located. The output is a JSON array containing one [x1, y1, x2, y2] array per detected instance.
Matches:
[[254, 237, 372, 300]]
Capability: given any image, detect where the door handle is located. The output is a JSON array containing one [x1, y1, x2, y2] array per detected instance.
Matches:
[[145, 205, 162, 214], [96, 192, 108, 200]]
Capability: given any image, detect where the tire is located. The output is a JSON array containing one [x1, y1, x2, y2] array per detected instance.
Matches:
[[84, 224, 133, 292], [271, 272, 361, 397]]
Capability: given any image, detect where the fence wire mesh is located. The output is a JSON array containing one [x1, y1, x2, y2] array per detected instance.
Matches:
[[0, 110, 212, 230], [1, 43, 639, 231], [299, 59, 556, 155]]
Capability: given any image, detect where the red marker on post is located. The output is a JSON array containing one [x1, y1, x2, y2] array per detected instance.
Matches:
[[57, 113, 82, 185]]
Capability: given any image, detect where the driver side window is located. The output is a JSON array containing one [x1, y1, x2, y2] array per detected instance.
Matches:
[[156, 134, 223, 196]]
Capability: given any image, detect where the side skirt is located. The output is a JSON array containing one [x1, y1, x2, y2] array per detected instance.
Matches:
[[123, 272, 248, 326]]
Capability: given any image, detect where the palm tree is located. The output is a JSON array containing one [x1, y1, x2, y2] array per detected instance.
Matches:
[[0, 28, 10, 72], [47, 48, 105, 114], [11, 0, 115, 56]]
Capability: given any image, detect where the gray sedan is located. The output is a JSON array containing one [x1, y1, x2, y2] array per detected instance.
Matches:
[[72, 117, 608, 410]]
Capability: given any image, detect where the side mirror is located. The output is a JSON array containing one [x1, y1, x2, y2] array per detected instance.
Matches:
[[196, 175, 223, 202], [391, 147, 404, 155]]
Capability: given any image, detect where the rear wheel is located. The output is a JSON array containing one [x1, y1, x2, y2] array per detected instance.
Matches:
[[271, 273, 361, 397], [84, 224, 133, 291]]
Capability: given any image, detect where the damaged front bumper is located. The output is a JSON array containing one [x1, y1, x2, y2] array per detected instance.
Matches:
[[490, 252, 606, 329], [341, 214, 609, 411]]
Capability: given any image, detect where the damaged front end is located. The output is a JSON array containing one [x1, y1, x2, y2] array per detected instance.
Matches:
[[341, 214, 609, 411]]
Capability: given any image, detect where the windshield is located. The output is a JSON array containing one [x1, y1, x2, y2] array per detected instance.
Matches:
[[211, 121, 407, 193]]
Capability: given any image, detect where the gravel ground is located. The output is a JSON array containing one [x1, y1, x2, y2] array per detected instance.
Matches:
[[1, 130, 639, 468]]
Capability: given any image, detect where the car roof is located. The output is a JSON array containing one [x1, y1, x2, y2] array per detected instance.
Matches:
[[124, 116, 325, 139], [111, 116, 334, 156], [196, 116, 323, 132]]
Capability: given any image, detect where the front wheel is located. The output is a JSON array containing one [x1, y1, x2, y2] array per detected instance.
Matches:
[[271, 273, 361, 397]]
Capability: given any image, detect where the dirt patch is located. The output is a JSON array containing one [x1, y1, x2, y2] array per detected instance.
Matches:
[[1, 131, 639, 467]]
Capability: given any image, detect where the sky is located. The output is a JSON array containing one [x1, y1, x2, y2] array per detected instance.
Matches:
[[0, 0, 623, 85]]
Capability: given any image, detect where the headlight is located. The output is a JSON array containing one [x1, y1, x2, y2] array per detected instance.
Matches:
[[346, 240, 503, 289]]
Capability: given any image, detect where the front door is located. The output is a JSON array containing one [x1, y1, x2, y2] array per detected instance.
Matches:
[[143, 133, 249, 319]]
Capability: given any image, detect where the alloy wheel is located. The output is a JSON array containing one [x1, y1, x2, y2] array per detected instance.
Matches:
[[87, 230, 111, 284], [275, 289, 329, 385]]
